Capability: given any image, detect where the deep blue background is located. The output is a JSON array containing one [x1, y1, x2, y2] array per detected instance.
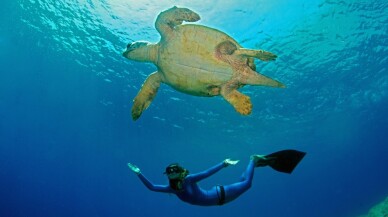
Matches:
[[0, 1, 387, 217]]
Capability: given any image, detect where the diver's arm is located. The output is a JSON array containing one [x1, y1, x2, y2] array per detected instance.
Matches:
[[137, 173, 172, 193], [188, 161, 227, 182], [128, 162, 172, 193]]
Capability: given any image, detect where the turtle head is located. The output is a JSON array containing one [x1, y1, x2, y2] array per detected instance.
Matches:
[[123, 41, 154, 62]]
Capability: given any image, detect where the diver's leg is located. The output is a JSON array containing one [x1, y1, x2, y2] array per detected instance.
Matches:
[[223, 160, 255, 203]]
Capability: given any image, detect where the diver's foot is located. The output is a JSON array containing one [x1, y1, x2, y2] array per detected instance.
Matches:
[[251, 155, 275, 167]]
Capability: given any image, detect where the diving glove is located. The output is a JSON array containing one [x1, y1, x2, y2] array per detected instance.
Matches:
[[127, 162, 141, 175]]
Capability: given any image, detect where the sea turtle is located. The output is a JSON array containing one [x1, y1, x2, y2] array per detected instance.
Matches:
[[123, 6, 285, 121]]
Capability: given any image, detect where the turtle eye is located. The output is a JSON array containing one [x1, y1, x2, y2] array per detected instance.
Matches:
[[127, 43, 132, 49]]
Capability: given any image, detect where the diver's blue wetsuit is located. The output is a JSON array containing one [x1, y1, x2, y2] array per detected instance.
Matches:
[[137, 160, 255, 206]]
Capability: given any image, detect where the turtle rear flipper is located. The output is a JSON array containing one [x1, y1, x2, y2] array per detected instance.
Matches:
[[221, 86, 252, 115], [235, 48, 277, 62], [132, 72, 162, 120], [247, 57, 256, 71]]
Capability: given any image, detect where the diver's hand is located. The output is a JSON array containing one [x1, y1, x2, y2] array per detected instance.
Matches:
[[224, 158, 239, 167], [127, 162, 141, 175]]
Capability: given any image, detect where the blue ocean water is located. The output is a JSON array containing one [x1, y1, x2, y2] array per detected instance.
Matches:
[[0, 0, 387, 217]]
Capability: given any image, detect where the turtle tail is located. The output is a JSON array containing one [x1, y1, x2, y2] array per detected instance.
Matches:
[[242, 69, 285, 88]]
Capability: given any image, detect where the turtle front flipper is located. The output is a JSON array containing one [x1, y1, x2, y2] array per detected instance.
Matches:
[[155, 6, 200, 38], [221, 85, 252, 115], [235, 48, 277, 62], [132, 72, 162, 120]]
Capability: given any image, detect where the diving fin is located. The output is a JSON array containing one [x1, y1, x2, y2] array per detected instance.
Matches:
[[260, 149, 306, 174]]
